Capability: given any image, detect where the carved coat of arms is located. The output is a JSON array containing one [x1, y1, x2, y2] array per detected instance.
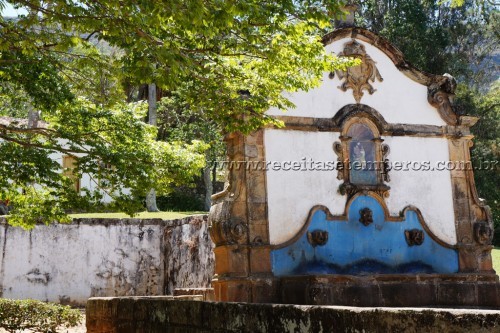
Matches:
[[329, 40, 383, 103]]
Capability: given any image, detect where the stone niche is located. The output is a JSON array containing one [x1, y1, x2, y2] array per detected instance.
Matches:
[[208, 27, 499, 307]]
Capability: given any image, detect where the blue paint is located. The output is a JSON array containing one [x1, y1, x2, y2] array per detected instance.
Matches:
[[271, 195, 458, 276]]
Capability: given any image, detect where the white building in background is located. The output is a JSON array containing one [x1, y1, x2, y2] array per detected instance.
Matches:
[[0, 116, 115, 203]]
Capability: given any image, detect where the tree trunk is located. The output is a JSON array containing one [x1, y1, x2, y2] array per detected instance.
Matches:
[[146, 188, 159, 212], [148, 83, 157, 126], [146, 83, 159, 212], [203, 165, 212, 211], [28, 109, 40, 128]]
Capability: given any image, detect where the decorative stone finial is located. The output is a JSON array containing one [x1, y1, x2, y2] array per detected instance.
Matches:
[[334, 3, 358, 29]]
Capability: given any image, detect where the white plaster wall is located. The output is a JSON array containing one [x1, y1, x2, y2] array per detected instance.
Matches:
[[0, 223, 163, 305], [383, 136, 456, 244], [266, 38, 446, 126], [0, 216, 214, 305], [265, 131, 456, 246], [265, 129, 346, 245]]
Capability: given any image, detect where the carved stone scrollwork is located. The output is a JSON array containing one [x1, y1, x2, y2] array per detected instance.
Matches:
[[427, 73, 458, 125], [307, 230, 329, 247], [405, 229, 424, 246], [332, 141, 344, 180], [374, 188, 390, 199], [339, 183, 390, 202], [473, 221, 493, 245], [329, 40, 383, 103], [208, 201, 247, 246], [359, 207, 373, 226], [381, 143, 390, 183]]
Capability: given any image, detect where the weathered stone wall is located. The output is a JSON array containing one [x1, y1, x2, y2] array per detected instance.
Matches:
[[0, 215, 213, 306], [163, 217, 214, 294], [86, 297, 500, 333]]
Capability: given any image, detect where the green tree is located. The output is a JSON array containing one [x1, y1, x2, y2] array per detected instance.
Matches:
[[455, 82, 500, 231], [157, 91, 226, 211], [0, 98, 208, 227], [0, 1, 355, 226], [356, 0, 498, 87], [5, 0, 355, 132]]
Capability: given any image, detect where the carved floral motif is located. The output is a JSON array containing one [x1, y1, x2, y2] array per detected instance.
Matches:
[[329, 40, 383, 103], [332, 141, 344, 181]]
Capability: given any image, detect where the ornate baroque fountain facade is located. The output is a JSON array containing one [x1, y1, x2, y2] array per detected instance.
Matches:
[[208, 27, 499, 307]]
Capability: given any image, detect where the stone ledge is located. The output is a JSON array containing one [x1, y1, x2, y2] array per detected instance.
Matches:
[[86, 297, 500, 333], [279, 273, 500, 307], [173, 288, 215, 301], [0, 214, 208, 227]]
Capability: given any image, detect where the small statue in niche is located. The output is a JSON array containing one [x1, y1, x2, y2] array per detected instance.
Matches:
[[405, 229, 424, 246], [307, 230, 329, 247], [348, 124, 377, 185], [474, 221, 493, 245], [359, 207, 373, 226], [352, 142, 366, 169]]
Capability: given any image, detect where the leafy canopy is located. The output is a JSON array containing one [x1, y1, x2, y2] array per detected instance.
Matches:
[[356, 0, 498, 88], [0, 0, 354, 226], [455, 81, 500, 229], [5, 0, 356, 132]]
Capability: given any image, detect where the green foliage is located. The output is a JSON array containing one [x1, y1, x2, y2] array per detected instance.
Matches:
[[455, 82, 500, 229], [70, 211, 204, 219], [155, 94, 227, 211], [157, 92, 225, 169], [0, 299, 81, 333], [157, 189, 206, 212], [0, 99, 207, 228], [3, 0, 357, 133], [357, 0, 498, 87], [0, 0, 359, 226], [492, 247, 500, 271]]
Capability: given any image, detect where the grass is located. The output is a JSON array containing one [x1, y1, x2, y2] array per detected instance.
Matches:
[[493, 247, 500, 273], [69, 211, 206, 219]]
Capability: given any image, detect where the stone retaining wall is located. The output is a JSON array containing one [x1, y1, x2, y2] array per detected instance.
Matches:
[[86, 297, 500, 333], [0, 215, 213, 306]]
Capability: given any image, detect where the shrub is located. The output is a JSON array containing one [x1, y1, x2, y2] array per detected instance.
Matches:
[[494, 228, 500, 247], [156, 187, 205, 211], [0, 299, 81, 333]]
